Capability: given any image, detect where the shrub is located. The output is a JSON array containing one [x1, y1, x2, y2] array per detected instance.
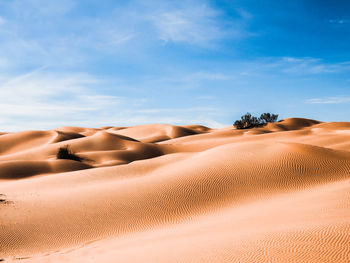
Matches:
[[259, 113, 279, 123], [56, 145, 83, 162], [233, 112, 279, 129], [0, 194, 11, 204], [234, 112, 260, 129]]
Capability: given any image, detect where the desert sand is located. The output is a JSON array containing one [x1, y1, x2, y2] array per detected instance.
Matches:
[[1, 118, 350, 262]]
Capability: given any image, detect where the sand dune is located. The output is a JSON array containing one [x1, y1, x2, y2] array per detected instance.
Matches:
[[1, 118, 350, 262], [109, 124, 210, 143]]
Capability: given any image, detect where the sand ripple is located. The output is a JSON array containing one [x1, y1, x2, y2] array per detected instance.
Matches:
[[1, 118, 350, 262]]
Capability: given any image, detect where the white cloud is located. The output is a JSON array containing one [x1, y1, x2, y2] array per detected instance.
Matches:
[[0, 68, 95, 101], [150, 5, 221, 44], [0, 68, 227, 131], [0, 69, 124, 130], [148, 1, 247, 46], [307, 97, 350, 104]]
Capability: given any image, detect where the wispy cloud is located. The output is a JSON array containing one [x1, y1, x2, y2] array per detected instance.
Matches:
[[280, 57, 350, 74], [185, 72, 231, 81], [0, 0, 253, 70], [0, 69, 121, 130], [329, 19, 349, 25], [135, 106, 220, 115], [148, 1, 250, 46], [149, 3, 224, 45], [235, 8, 253, 20], [1, 0, 349, 128], [178, 57, 350, 82], [0, 0, 136, 69], [307, 97, 350, 104], [0, 67, 227, 130], [241, 57, 350, 76]]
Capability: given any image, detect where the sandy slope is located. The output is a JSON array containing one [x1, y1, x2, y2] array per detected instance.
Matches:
[[0, 118, 350, 262]]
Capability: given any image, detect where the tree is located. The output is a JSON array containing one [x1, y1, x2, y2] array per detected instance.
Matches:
[[259, 113, 279, 123], [234, 119, 244, 129], [233, 112, 279, 129], [234, 112, 260, 129]]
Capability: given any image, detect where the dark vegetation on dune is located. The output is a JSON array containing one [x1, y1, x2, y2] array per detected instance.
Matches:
[[0, 194, 11, 205], [56, 145, 84, 162], [234, 112, 279, 129], [0, 194, 6, 203]]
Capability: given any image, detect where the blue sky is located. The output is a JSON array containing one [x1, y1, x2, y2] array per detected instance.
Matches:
[[0, 0, 349, 130]]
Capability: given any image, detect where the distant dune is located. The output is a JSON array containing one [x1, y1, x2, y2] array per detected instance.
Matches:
[[1, 118, 350, 262]]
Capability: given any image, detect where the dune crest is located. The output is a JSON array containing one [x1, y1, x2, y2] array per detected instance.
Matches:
[[1, 118, 350, 262]]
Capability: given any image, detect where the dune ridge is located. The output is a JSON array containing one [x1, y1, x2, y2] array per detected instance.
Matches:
[[1, 118, 350, 262]]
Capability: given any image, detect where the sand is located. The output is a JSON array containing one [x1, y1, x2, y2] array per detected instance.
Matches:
[[0, 118, 350, 262]]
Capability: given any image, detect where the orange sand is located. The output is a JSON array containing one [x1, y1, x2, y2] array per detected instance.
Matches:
[[0, 118, 350, 262]]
